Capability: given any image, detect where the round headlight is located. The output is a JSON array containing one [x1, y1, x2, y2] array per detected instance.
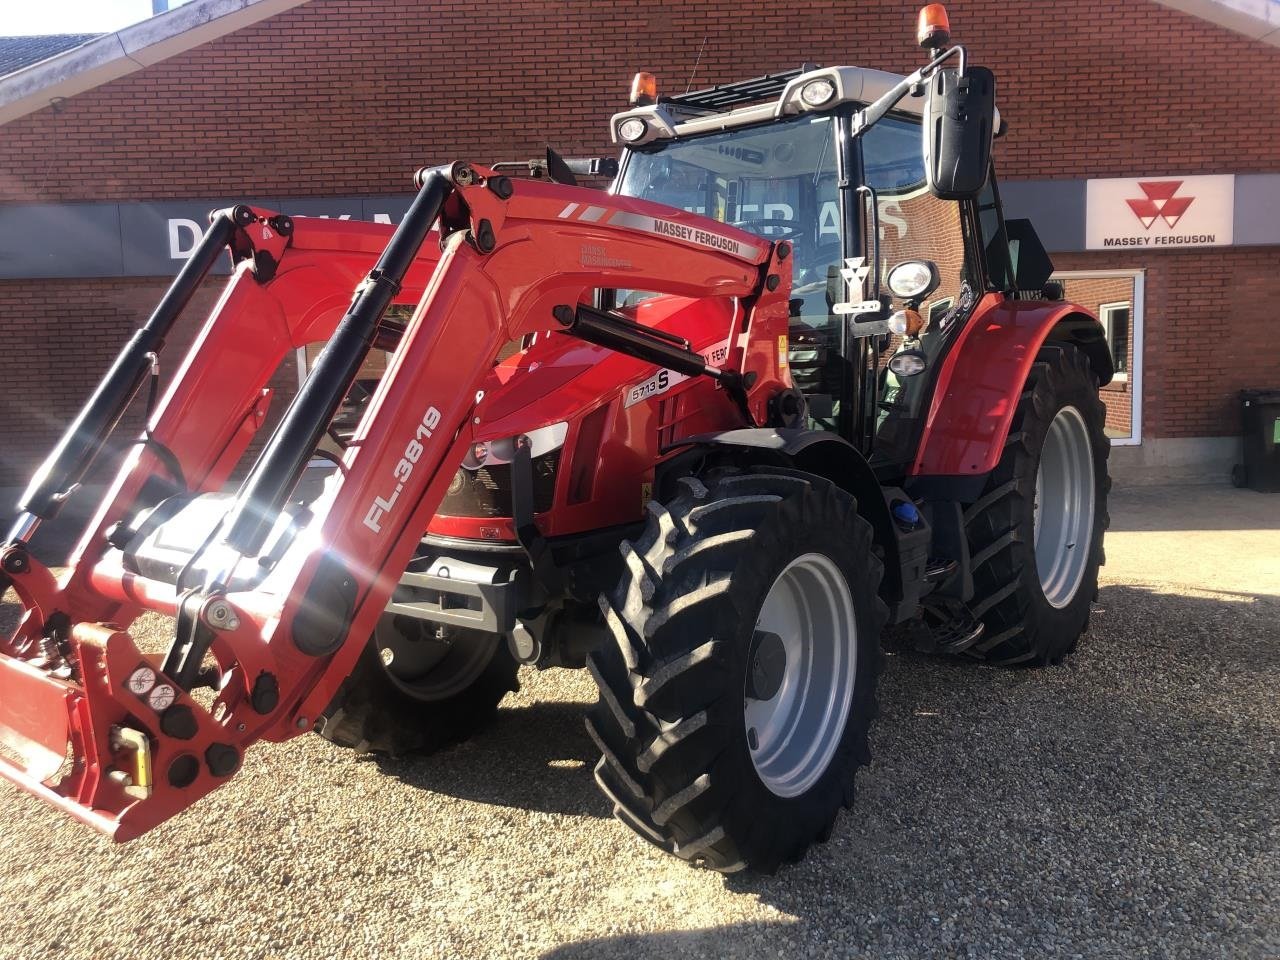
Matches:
[[800, 78, 836, 108], [886, 260, 939, 300], [888, 311, 910, 336], [888, 350, 928, 378], [618, 117, 648, 143]]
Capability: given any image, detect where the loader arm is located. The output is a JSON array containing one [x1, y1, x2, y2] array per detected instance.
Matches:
[[0, 162, 791, 840]]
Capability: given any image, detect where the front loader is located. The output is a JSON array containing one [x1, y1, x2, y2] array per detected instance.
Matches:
[[0, 6, 1111, 873]]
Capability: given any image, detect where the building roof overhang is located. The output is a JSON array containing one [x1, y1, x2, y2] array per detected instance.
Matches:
[[0, 0, 311, 126]]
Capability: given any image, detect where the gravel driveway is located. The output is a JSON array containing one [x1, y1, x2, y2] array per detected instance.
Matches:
[[0, 485, 1276, 959]]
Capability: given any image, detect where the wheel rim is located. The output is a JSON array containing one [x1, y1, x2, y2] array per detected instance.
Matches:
[[744, 553, 858, 798], [374, 617, 499, 701], [1033, 405, 1096, 609]]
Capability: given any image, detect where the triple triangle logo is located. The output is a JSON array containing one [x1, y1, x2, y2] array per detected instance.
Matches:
[[1125, 181, 1195, 231]]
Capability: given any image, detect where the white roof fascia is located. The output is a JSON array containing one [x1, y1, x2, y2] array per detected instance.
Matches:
[[0, 0, 312, 126]]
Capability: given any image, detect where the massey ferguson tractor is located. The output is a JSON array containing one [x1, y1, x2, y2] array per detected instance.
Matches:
[[0, 6, 1110, 874]]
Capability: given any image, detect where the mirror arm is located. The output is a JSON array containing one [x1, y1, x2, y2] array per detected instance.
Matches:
[[931, 43, 967, 77], [852, 43, 968, 138]]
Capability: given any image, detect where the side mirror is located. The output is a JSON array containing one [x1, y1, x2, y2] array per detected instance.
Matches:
[[923, 66, 995, 200]]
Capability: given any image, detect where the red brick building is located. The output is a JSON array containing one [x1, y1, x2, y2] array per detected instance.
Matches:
[[1, 0, 1278, 495]]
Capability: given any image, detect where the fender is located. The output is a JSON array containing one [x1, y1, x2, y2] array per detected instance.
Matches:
[[912, 295, 1112, 478], [675, 427, 900, 594]]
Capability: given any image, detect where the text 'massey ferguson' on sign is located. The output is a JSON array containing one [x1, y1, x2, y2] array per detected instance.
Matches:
[[1085, 175, 1234, 250]]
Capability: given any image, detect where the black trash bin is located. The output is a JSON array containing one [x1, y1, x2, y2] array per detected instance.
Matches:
[[1232, 389, 1280, 492]]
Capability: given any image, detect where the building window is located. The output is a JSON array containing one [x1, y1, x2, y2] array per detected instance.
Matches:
[[1099, 301, 1130, 381]]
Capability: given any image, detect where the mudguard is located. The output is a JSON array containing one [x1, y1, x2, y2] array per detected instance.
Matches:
[[676, 427, 898, 586], [912, 295, 1111, 478]]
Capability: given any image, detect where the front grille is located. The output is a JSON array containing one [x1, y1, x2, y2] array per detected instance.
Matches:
[[437, 450, 561, 519]]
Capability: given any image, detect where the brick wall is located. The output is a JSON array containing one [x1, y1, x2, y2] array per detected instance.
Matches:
[[1054, 247, 1280, 440], [2, 0, 1278, 204], [0, 0, 1278, 486], [0, 276, 298, 487]]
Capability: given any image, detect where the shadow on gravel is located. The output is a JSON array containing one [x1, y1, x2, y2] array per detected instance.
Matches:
[[537, 583, 1280, 958], [541, 922, 799, 959], [369, 700, 609, 819]]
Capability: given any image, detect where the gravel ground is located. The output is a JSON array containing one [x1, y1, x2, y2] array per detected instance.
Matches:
[[0, 485, 1277, 959]]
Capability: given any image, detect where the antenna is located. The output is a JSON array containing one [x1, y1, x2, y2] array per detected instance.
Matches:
[[684, 35, 709, 94]]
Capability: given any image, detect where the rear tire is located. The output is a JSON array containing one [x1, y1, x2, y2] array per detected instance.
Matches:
[[586, 469, 886, 873], [318, 617, 519, 757], [963, 342, 1110, 665]]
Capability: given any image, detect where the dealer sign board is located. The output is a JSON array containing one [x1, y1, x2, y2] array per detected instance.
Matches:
[[1085, 174, 1234, 250]]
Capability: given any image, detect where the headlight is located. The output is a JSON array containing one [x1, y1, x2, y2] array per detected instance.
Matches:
[[800, 78, 836, 108], [461, 422, 569, 471], [886, 259, 940, 300], [618, 117, 648, 143], [888, 349, 928, 378], [441, 422, 570, 521]]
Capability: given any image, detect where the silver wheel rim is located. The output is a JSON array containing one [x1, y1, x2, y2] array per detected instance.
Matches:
[[374, 617, 498, 701], [745, 553, 858, 798], [1033, 405, 1096, 609]]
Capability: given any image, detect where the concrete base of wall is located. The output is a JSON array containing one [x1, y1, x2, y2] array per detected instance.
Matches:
[[1110, 436, 1241, 486]]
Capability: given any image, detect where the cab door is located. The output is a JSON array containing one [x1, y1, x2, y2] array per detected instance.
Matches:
[[855, 114, 986, 471]]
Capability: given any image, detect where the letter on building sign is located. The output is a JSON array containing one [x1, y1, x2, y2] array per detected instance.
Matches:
[[879, 202, 908, 242], [168, 218, 202, 260]]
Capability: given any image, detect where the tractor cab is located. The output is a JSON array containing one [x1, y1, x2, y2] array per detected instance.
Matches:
[[609, 37, 1005, 476]]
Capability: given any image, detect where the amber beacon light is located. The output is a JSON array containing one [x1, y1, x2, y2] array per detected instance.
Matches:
[[916, 3, 951, 49], [629, 71, 658, 106]]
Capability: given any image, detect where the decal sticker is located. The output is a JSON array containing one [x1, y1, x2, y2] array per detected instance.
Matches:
[[148, 684, 177, 713], [364, 404, 442, 534], [126, 666, 156, 696], [623, 339, 730, 408], [580, 244, 633, 270], [626, 367, 684, 408], [604, 211, 763, 261], [777, 335, 789, 369]]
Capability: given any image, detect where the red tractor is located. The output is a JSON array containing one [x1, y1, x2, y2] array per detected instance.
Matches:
[[0, 6, 1109, 874]]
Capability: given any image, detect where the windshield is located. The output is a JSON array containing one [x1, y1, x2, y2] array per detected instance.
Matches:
[[616, 114, 841, 324], [616, 114, 846, 430]]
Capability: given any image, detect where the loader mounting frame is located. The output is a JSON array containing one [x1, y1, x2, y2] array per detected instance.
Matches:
[[0, 161, 791, 840]]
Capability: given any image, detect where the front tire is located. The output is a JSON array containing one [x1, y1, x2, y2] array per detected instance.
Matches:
[[964, 342, 1110, 665], [319, 616, 519, 757], [586, 469, 886, 873]]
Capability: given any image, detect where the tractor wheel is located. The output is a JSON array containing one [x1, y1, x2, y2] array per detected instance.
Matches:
[[318, 615, 518, 757], [963, 342, 1110, 666], [586, 469, 886, 873]]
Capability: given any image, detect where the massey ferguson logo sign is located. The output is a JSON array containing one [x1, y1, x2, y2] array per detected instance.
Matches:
[[1126, 181, 1194, 230], [1086, 175, 1233, 250]]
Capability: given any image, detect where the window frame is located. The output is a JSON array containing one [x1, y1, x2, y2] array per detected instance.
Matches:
[[1050, 269, 1145, 446], [1098, 299, 1131, 383]]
